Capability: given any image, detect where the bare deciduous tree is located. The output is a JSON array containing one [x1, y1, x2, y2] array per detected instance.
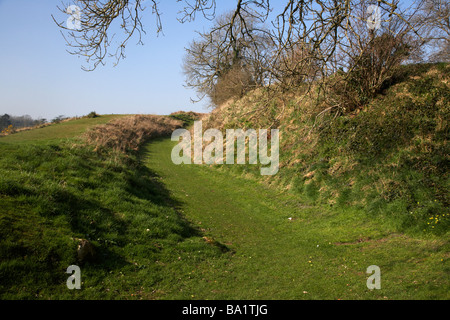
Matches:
[[53, 0, 154, 71], [182, 11, 273, 105], [54, 1, 412, 71], [209, 63, 256, 106], [54, 0, 448, 110], [415, 0, 450, 62], [325, 0, 422, 111]]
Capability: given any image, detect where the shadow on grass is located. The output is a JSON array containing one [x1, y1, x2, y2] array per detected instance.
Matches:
[[136, 137, 233, 252], [0, 138, 222, 297]]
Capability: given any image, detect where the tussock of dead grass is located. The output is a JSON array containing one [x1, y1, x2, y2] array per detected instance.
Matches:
[[84, 115, 183, 152]]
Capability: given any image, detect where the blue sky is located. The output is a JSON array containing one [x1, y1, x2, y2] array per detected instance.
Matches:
[[0, 0, 236, 120], [0, 1, 419, 120]]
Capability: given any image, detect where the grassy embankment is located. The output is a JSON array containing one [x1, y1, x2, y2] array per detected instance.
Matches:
[[201, 63, 450, 236], [142, 137, 449, 299], [0, 114, 224, 299], [0, 63, 448, 299]]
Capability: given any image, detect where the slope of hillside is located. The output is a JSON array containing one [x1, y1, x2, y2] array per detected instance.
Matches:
[[200, 63, 449, 235], [0, 115, 128, 144], [0, 114, 223, 299], [0, 107, 447, 300], [142, 137, 449, 300]]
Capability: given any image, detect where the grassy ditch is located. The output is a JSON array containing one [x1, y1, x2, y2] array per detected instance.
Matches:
[[200, 63, 450, 236], [0, 113, 221, 299]]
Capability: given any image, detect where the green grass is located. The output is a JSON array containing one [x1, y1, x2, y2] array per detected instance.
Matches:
[[0, 116, 221, 299], [142, 138, 449, 299], [201, 63, 450, 237], [0, 113, 448, 299], [0, 115, 128, 144]]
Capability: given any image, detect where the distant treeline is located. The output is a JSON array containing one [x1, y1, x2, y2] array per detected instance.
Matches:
[[0, 114, 47, 131]]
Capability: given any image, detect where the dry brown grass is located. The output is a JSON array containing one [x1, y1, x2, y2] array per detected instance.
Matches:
[[84, 115, 183, 152]]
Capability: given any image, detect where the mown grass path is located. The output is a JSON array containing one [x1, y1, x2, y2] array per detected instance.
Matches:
[[143, 138, 449, 300]]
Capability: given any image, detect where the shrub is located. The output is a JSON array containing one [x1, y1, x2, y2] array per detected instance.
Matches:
[[51, 115, 67, 123], [0, 124, 15, 135], [331, 33, 411, 111], [210, 64, 257, 106], [86, 111, 99, 118]]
